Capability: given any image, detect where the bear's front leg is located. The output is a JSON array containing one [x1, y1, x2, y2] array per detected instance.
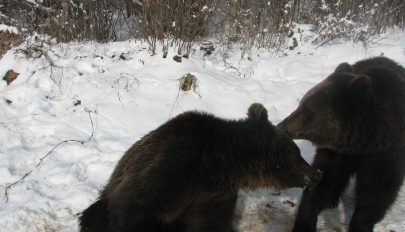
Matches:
[[183, 194, 237, 232], [349, 153, 405, 232], [292, 186, 321, 232], [293, 149, 358, 232], [108, 200, 163, 232]]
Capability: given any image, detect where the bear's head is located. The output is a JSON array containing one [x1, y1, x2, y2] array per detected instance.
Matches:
[[246, 103, 322, 189], [277, 62, 404, 154]]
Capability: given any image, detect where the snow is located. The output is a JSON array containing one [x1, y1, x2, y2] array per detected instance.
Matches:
[[0, 30, 405, 231], [0, 24, 18, 34]]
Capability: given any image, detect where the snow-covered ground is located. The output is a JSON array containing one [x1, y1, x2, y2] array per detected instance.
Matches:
[[0, 24, 18, 34], [0, 30, 404, 231]]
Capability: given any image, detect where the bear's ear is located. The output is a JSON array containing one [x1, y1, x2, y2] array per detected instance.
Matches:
[[347, 75, 372, 105], [247, 103, 268, 122], [335, 62, 352, 73]]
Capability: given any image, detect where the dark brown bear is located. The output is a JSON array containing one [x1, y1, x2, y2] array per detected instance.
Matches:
[[278, 57, 405, 232], [79, 103, 321, 232]]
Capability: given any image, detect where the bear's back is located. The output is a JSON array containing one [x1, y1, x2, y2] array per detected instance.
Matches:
[[158, 111, 250, 140], [352, 56, 405, 80]]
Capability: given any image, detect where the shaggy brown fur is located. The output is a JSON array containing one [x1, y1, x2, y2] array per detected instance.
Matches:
[[278, 57, 405, 232], [80, 103, 321, 232]]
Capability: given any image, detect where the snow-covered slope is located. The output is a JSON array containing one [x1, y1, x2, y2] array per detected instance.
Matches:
[[0, 31, 404, 231]]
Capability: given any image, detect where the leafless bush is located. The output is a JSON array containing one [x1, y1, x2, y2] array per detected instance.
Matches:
[[211, 0, 299, 56], [211, 0, 404, 53], [1, 0, 141, 43], [303, 0, 405, 45], [134, 0, 212, 56], [40, 0, 118, 42], [0, 0, 403, 53]]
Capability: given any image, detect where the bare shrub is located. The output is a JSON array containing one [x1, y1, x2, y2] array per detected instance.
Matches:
[[303, 0, 405, 45], [210, 0, 299, 56], [1, 0, 141, 43], [135, 0, 212, 56], [0, 0, 403, 53], [38, 0, 117, 42]]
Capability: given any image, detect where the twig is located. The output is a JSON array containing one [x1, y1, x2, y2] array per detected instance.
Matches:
[[44, 51, 66, 95], [4, 108, 94, 203], [315, 35, 339, 49], [24, 65, 49, 84], [117, 91, 125, 108], [368, 32, 393, 45], [169, 75, 202, 118], [220, 50, 242, 76], [192, 82, 201, 98], [223, 65, 242, 76], [169, 87, 181, 119]]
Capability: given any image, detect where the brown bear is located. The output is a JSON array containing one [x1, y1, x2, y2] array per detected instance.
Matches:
[[79, 103, 322, 232], [278, 57, 405, 232]]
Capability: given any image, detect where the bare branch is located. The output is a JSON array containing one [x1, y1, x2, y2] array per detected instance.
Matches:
[[4, 108, 95, 203]]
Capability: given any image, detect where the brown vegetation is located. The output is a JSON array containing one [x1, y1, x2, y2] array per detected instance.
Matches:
[[1, 0, 404, 53], [0, 32, 21, 58]]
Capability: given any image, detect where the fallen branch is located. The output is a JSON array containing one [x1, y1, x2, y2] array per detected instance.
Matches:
[[315, 34, 339, 49], [168, 74, 201, 119], [221, 53, 242, 76], [4, 108, 94, 203]]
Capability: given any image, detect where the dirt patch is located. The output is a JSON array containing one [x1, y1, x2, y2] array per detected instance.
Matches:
[[3, 70, 19, 85]]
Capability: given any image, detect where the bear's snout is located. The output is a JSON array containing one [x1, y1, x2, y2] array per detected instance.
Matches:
[[277, 115, 301, 139]]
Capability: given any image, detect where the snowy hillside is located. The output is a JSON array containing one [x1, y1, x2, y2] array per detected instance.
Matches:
[[0, 31, 404, 231]]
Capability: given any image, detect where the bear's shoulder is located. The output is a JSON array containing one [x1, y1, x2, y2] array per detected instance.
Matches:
[[352, 57, 405, 78]]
